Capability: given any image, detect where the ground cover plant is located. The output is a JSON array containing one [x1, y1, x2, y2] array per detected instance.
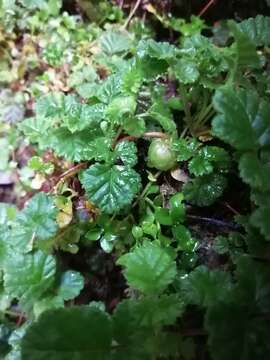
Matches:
[[0, 1, 270, 359]]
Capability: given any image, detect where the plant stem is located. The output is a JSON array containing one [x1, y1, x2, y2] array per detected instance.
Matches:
[[187, 214, 241, 230], [198, 0, 217, 17], [116, 132, 169, 145], [112, 126, 123, 148], [179, 83, 193, 134], [132, 171, 161, 208], [52, 162, 88, 193], [122, 0, 142, 29], [145, 197, 155, 209], [143, 132, 169, 139]]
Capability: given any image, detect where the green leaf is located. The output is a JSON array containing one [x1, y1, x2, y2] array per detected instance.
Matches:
[[213, 236, 230, 254], [180, 265, 232, 307], [35, 92, 64, 118], [12, 193, 58, 252], [114, 141, 138, 167], [250, 206, 270, 241], [188, 146, 230, 176], [180, 34, 229, 84], [229, 21, 261, 69], [99, 31, 132, 56], [21, 307, 112, 360], [149, 101, 176, 133], [239, 153, 270, 191], [206, 256, 270, 360], [123, 116, 146, 136], [28, 156, 54, 175], [80, 164, 141, 214], [0, 203, 16, 226], [33, 296, 65, 318], [137, 39, 178, 61], [155, 207, 172, 226], [173, 59, 199, 84], [117, 241, 177, 294], [97, 75, 122, 104], [172, 225, 197, 252], [58, 271, 84, 301], [49, 127, 103, 162], [4, 251, 56, 309], [100, 232, 118, 253], [19, 116, 51, 149], [237, 15, 270, 46], [172, 138, 200, 162], [183, 174, 227, 206], [114, 295, 183, 333], [206, 302, 270, 360], [169, 193, 186, 223], [106, 96, 136, 123], [212, 87, 270, 151], [37, 93, 105, 133]]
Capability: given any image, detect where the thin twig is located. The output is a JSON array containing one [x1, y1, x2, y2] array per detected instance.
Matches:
[[144, 131, 169, 139], [187, 214, 241, 230], [198, 0, 217, 17], [52, 162, 88, 193], [123, 0, 142, 29], [223, 202, 240, 216], [117, 132, 169, 145]]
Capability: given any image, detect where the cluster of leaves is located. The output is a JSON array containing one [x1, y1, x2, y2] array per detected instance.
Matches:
[[1, 3, 270, 359]]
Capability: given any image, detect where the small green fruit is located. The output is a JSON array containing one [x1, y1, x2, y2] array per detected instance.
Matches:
[[148, 139, 177, 171]]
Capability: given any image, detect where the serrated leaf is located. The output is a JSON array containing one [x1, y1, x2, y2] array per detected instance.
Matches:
[[33, 296, 64, 318], [117, 242, 177, 294], [19, 116, 51, 148], [172, 138, 200, 161], [237, 15, 270, 46], [99, 31, 132, 56], [188, 146, 230, 176], [172, 224, 197, 251], [68, 65, 97, 88], [180, 265, 232, 307], [137, 39, 178, 61], [35, 92, 64, 118], [0, 203, 16, 225], [58, 270, 84, 301], [183, 174, 227, 206], [113, 295, 183, 335], [250, 206, 270, 241], [49, 127, 103, 162], [106, 96, 136, 123], [132, 295, 184, 327], [80, 164, 141, 214], [114, 141, 138, 167], [21, 307, 112, 360], [149, 101, 176, 133], [173, 59, 199, 84], [206, 302, 270, 360], [136, 56, 168, 80], [37, 93, 105, 133], [239, 152, 270, 191], [212, 87, 270, 151], [11, 193, 58, 252], [229, 21, 261, 69], [97, 75, 122, 103], [206, 256, 270, 360], [123, 115, 146, 136], [4, 250, 56, 309]]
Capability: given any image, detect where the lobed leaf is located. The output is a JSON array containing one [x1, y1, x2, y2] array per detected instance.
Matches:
[[117, 242, 177, 294], [21, 307, 112, 360], [80, 164, 141, 214]]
